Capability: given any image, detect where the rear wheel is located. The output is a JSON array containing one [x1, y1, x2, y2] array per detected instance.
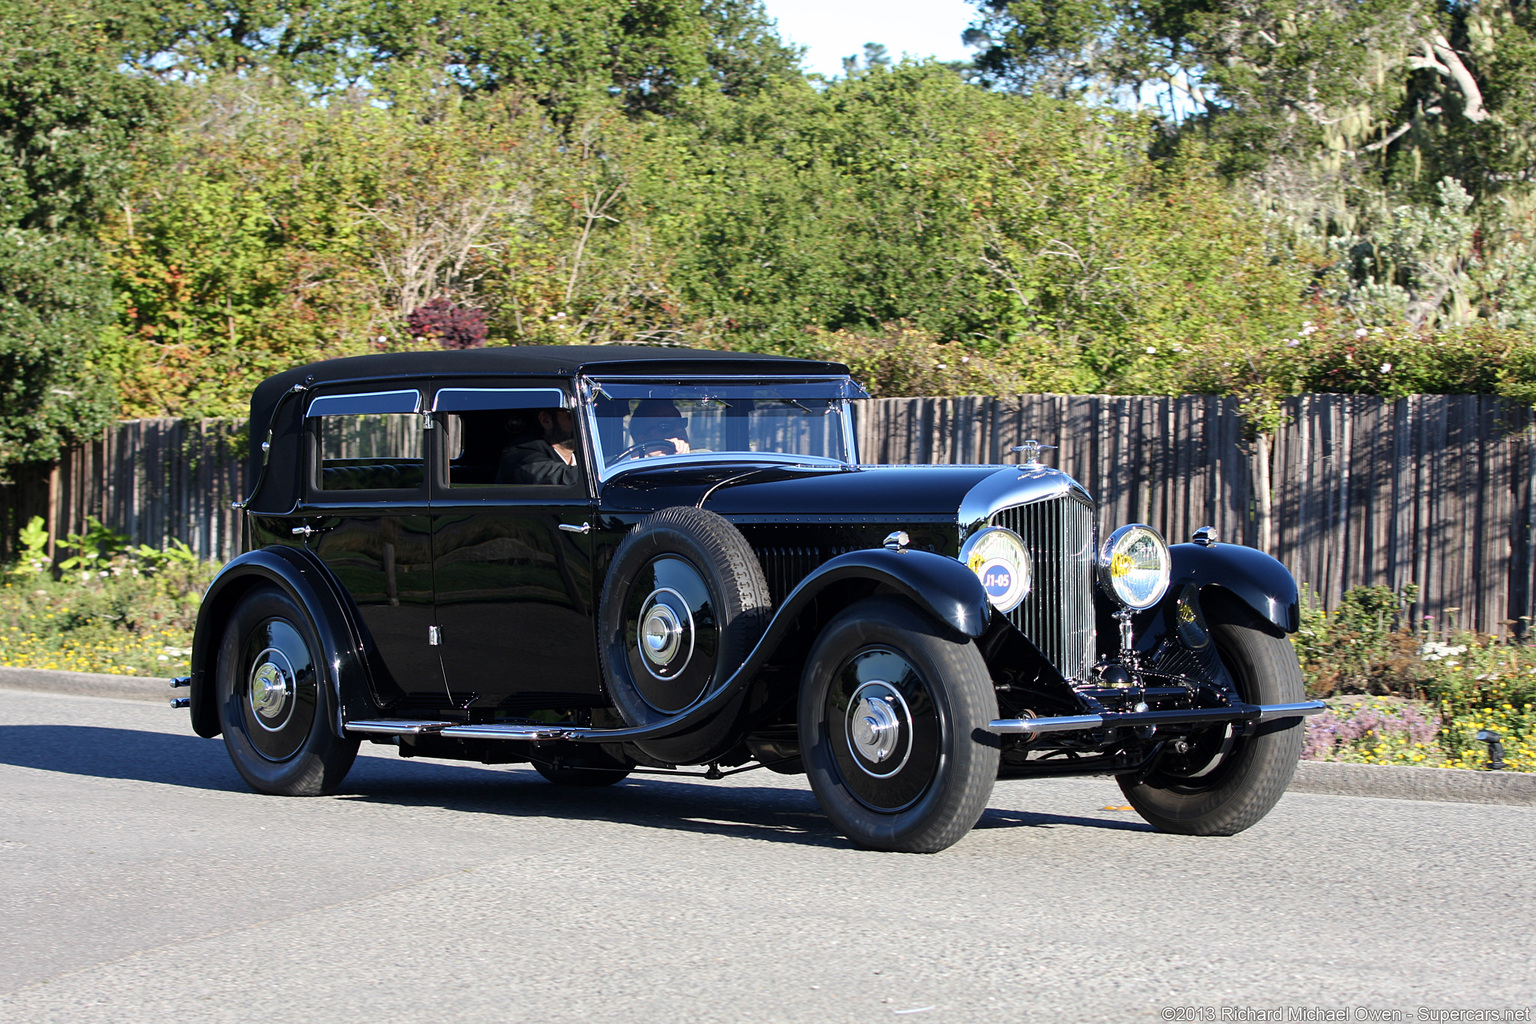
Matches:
[[215, 585, 358, 796], [1118, 618, 1304, 835], [798, 597, 998, 853]]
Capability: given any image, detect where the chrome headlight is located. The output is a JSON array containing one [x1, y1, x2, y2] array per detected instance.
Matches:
[[1097, 524, 1170, 610], [960, 526, 1031, 613]]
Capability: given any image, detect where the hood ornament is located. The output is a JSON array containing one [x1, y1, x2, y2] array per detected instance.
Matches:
[[1010, 440, 1056, 467]]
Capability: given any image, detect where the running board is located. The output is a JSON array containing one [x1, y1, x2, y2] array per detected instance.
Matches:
[[989, 700, 1326, 736]]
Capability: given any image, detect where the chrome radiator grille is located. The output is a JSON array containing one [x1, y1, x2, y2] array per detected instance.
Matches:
[[991, 494, 1097, 681]]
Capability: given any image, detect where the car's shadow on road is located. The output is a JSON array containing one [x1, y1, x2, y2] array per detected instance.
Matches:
[[0, 723, 1153, 845]]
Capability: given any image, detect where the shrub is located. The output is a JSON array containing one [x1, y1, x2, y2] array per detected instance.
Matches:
[[0, 519, 213, 676]]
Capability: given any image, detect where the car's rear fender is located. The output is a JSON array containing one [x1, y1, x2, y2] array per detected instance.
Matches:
[[188, 545, 373, 739]]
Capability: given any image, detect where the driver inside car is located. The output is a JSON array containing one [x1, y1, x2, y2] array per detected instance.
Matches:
[[627, 398, 691, 456]]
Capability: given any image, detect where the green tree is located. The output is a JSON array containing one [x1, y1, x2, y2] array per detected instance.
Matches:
[[116, 0, 800, 118], [0, 0, 162, 475], [639, 62, 1302, 387], [965, 0, 1536, 332]]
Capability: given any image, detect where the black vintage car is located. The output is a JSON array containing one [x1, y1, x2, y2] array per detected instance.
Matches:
[[177, 346, 1322, 852]]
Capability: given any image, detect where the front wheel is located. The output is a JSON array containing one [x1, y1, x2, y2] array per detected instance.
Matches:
[[1118, 617, 1305, 835], [798, 597, 999, 853], [215, 585, 359, 796]]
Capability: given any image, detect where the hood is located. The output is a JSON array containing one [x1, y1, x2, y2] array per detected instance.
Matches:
[[599, 462, 1076, 522]]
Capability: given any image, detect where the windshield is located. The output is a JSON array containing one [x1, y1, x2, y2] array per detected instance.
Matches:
[[586, 377, 863, 477]]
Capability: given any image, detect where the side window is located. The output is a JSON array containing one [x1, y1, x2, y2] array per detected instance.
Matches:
[[307, 390, 425, 493], [433, 387, 583, 494]]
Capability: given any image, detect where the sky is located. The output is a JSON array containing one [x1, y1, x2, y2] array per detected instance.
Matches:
[[758, 0, 980, 79]]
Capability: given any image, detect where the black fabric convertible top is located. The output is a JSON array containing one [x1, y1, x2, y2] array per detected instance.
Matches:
[[243, 345, 852, 511]]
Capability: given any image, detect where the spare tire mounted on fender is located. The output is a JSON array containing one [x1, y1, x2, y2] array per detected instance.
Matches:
[[598, 506, 770, 764]]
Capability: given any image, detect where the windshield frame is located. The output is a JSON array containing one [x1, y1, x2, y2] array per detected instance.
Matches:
[[579, 374, 864, 483]]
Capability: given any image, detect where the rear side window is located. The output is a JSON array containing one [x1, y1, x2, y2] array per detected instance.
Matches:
[[432, 387, 582, 494], [307, 390, 425, 493]]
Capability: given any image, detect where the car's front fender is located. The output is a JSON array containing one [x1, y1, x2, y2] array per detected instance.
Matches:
[[188, 545, 372, 739], [773, 548, 992, 640], [1168, 542, 1299, 633]]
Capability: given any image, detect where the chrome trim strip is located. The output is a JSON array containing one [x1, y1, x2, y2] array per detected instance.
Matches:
[[344, 719, 454, 735]]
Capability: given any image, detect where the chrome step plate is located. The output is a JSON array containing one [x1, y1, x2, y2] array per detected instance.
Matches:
[[345, 719, 455, 735]]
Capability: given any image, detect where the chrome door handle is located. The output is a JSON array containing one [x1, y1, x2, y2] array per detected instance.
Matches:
[[558, 522, 591, 534]]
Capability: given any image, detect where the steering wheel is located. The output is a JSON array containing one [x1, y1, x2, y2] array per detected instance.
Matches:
[[612, 439, 677, 461]]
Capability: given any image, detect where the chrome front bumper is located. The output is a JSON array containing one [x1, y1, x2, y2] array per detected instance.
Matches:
[[989, 700, 1326, 736]]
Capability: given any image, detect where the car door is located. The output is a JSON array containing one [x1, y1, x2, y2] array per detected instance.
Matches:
[[428, 385, 603, 715], [301, 388, 449, 711]]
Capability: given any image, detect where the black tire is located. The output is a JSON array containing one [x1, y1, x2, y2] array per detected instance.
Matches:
[[215, 584, 359, 796], [1117, 617, 1305, 835], [798, 596, 999, 853], [598, 507, 770, 763]]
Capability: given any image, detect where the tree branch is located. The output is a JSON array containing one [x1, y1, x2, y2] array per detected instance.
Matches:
[[1408, 33, 1487, 122]]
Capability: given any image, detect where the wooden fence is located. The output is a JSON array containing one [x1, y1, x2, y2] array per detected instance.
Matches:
[[3, 393, 1531, 635], [856, 393, 1536, 636], [0, 419, 247, 566]]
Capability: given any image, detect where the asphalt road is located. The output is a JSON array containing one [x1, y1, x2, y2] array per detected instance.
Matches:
[[2, 687, 1533, 1024]]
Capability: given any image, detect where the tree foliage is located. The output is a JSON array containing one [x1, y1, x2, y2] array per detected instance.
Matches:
[[966, 0, 1536, 335], [0, 0, 162, 476], [4, 0, 1536, 464], [115, 0, 801, 117]]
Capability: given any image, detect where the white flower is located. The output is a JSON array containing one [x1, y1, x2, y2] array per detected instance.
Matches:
[[1300, 323, 1317, 336], [1355, 327, 1369, 339], [1171, 344, 1183, 352], [1420, 641, 1467, 662], [1380, 362, 1392, 373], [1145, 346, 1157, 354], [1285, 338, 1300, 348]]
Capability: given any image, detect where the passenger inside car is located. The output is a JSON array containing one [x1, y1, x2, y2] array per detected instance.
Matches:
[[496, 408, 581, 485]]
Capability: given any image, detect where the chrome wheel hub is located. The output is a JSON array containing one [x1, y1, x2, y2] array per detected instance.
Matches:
[[248, 648, 294, 729], [844, 681, 913, 778], [637, 587, 693, 677]]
